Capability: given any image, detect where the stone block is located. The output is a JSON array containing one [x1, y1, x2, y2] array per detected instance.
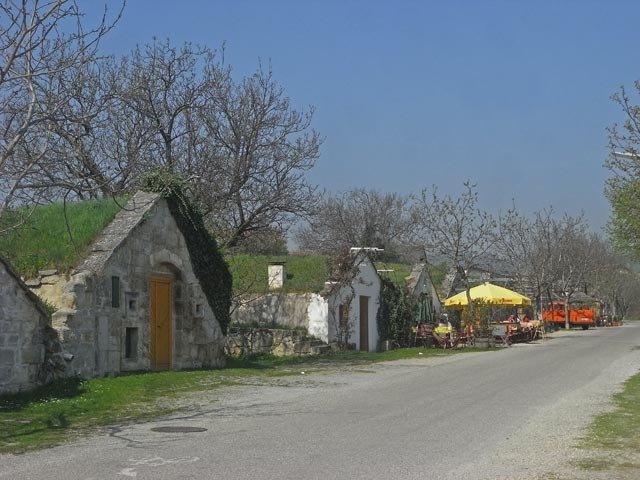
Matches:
[[41, 274, 62, 285], [0, 366, 13, 383], [0, 349, 15, 364], [0, 321, 18, 334], [81, 332, 94, 342], [38, 269, 58, 277], [9, 367, 29, 385], [21, 347, 44, 364], [271, 341, 290, 356], [294, 341, 312, 354], [52, 310, 75, 328], [55, 326, 76, 343], [311, 344, 331, 355], [27, 366, 39, 384]]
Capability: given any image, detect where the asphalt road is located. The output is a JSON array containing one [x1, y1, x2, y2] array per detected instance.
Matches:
[[2, 324, 640, 480]]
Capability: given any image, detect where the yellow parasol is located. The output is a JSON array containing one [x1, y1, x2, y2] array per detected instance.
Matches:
[[444, 282, 531, 307]]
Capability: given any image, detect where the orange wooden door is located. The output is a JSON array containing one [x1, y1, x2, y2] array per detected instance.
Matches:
[[150, 277, 172, 370], [359, 296, 369, 351]]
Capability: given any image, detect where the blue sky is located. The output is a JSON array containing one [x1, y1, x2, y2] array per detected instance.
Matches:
[[83, 0, 640, 230]]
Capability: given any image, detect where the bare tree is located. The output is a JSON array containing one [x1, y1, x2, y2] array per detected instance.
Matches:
[[412, 181, 496, 314], [25, 56, 124, 199], [114, 39, 216, 176], [295, 189, 414, 260], [110, 42, 321, 250], [199, 64, 322, 248], [549, 215, 596, 328], [496, 206, 561, 316], [0, 0, 122, 224], [497, 206, 605, 322], [608, 270, 640, 320], [496, 206, 535, 292], [1, 5, 321, 250], [587, 239, 640, 321]]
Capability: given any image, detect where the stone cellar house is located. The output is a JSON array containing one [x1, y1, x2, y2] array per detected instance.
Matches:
[[230, 251, 443, 353], [320, 249, 383, 352], [405, 262, 443, 321], [28, 191, 230, 379], [0, 256, 59, 394], [231, 249, 386, 352]]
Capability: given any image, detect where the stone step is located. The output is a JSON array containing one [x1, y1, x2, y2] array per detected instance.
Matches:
[[311, 344, 331, 355]]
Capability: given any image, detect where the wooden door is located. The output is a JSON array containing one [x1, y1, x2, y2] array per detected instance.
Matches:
[[150, 277, 172, 370], [359, 296, 369, 352]]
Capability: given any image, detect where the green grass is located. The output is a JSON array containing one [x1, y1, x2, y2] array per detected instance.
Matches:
[[0, 348, 478, 453], [226, 347, 468, 368], [375, 261, 413, 285], [0, 198, 123, 277], [227, 254, 331, 293], [572, 371, 640, 474], [226, 254, 432, 295], [581, 373, 640, 451], [0, 370, 243, 453]]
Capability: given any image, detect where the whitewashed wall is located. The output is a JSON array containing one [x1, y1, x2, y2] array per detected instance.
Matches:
[[326, 255, 381, 352], [232, 255, 382, 352]]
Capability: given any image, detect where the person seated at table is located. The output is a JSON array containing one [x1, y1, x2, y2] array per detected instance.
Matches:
[[435, 314, 452, 335]]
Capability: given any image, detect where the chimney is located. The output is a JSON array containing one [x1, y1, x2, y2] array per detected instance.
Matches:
[[267, 262, 287, 290]]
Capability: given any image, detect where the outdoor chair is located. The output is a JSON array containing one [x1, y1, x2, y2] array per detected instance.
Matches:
[[492, 325, 511, 347]]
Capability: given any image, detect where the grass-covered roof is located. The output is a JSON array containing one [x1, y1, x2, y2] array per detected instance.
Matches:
[[0, 198, 123, 278], [0, 195, 445, 302], [227, 253, 422, 295]]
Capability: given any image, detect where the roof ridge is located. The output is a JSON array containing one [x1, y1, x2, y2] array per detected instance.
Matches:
[[74, 191, 161, 274]]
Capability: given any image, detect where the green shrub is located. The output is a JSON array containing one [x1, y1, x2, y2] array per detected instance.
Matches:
[[377, 278, 415, 347]]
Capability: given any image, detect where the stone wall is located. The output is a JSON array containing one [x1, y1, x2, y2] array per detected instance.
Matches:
[[225, 327, 330, 356], [0, 260, 57, 394], [231, 293, 324, 330]]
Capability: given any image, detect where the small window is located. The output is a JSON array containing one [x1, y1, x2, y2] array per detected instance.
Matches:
[[125, 327, 138, 359], [111, 276, 120, 308], [125, 292, 139, 316], [195, 303, 203, 317]]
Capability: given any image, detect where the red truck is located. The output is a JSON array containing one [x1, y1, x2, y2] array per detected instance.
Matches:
[[542, 301, 595, 330]]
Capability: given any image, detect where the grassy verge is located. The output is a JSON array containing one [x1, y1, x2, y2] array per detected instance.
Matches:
[[0, 348, 479, 454], [573, 371, 640, 475]]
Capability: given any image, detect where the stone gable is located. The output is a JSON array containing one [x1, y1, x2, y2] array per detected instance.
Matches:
[[0, 256, 59, 394], [28, 191, 225, 379]]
